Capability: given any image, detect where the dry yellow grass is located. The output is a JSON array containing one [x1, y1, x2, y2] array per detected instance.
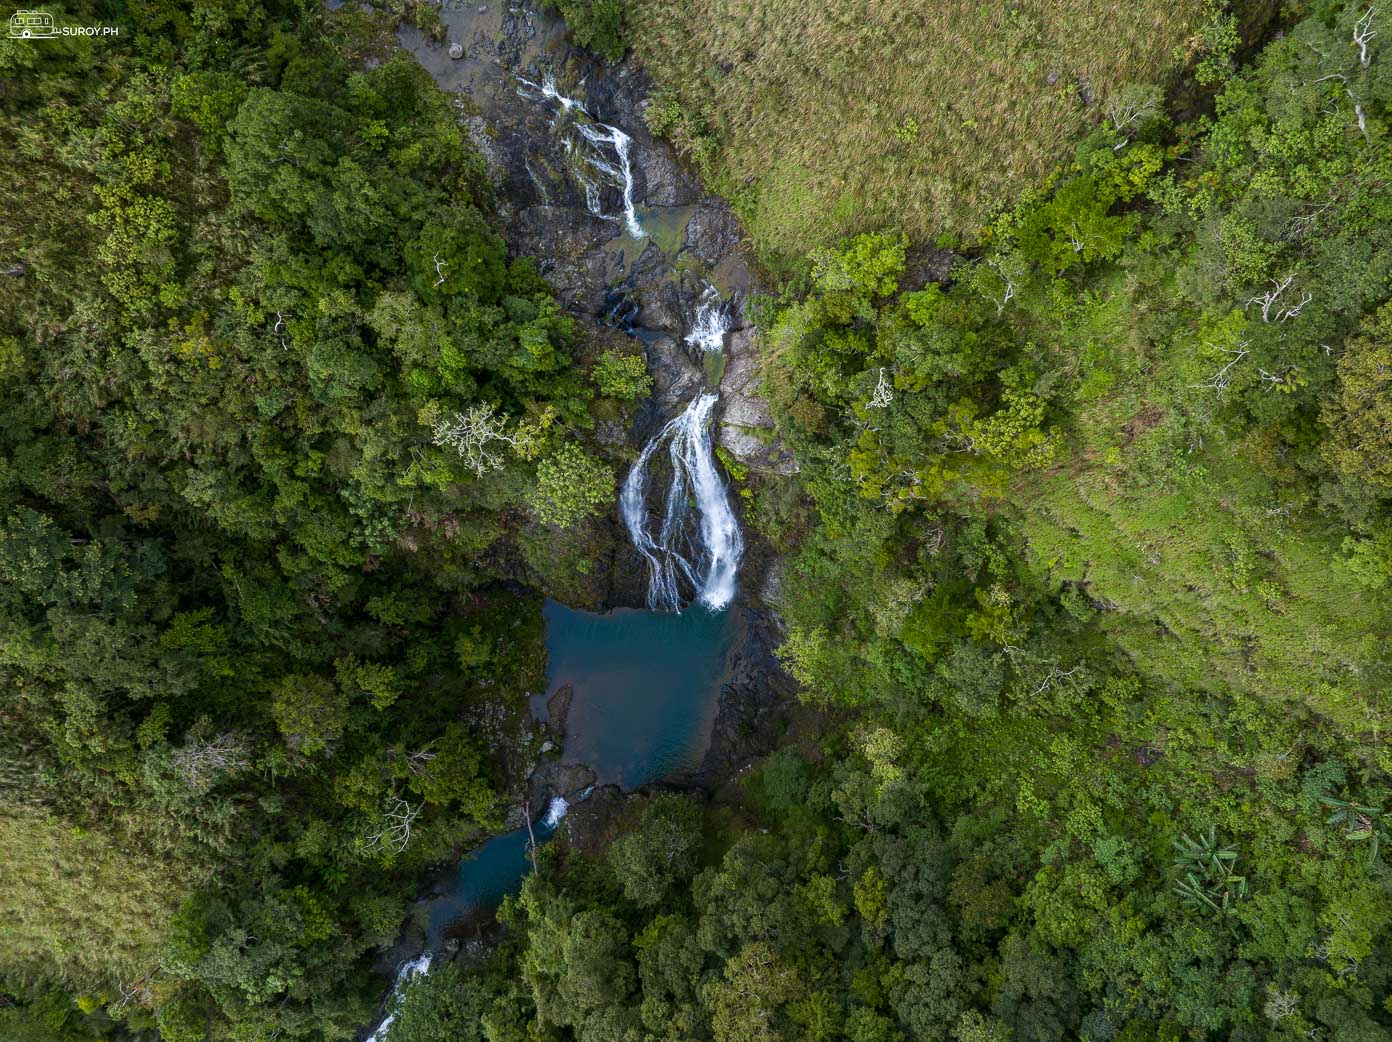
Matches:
[[631, 0, 1204, 256], [0, 810, 191, 987]]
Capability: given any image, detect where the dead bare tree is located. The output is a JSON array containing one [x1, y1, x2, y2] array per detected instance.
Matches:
[[273, 311, 289, 351], [1105, 85, 1160, 148], [867, 367, 894, 409], [1264, 988, 1300, 1024], [431, 402, 520, 477], [1286, 199, 1335, 240], [172, 732, 250, 790], [405, 742, 438, 775], [432, 252, 447, 288], [110, 976, 159, 1014], [984, 257, 1019, 315], [1190, 340, 1251, 399], [1354, 6, 1377, 68], [363, 794, 421, 856], [523, 798, 539, 875], [1247, 275, 1311, 323]]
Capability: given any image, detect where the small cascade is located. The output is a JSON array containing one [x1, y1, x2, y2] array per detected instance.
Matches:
[[364, 953, 434, 1042], [686, 283, 733, 354], [622, 394, 744, 612], [516, 74, 644, 238], [540, 795, 569, 829]]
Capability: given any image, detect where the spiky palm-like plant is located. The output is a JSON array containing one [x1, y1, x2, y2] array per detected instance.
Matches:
[[1320, 794, 1390, 866], [1172, 827, 1247, 921]]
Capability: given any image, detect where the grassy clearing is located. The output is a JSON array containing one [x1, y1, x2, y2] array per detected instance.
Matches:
[[631, 0, 1204, 260], [0, 811, 191, 987]]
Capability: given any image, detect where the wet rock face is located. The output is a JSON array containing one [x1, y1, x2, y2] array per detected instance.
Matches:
[[558, 784, 628, 856], [647, 334, 705, 410], [585, 62, 703, 208], [671, 604, 794, 791], [717, 328, 797, 474], [636, 280, 686, 335], [528, 758, 596, 811], [683, 204, 743, 268], [511, 206, 617, 314]]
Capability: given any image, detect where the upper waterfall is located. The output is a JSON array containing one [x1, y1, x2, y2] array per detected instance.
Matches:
[[516, 74, 644, 239]]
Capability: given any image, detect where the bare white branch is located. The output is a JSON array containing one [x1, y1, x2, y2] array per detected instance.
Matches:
[[1247, 275, 1311, 323], [110, 975, 159, 1014], [984, 257, 1021, 315], [362, 794, 421, 856], [432, 252, 447, 288], [1354, 6, 1377, 69], [1030, 664, 1083, 698], [1190, 340, 1251, 399], [867, 367, 894, 409]]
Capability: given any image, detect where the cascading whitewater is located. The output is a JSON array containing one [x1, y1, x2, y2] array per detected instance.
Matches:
[[622, 393, 744, 612], [516, 75, 644, 238], [364, 954, 433, 1042], [540, 795, 569, 828], [516, 76, 741, 612], [686, 283, 731, 354]]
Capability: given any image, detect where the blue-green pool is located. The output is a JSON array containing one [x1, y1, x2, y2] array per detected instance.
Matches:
[[540, 600, 735, 788], [425, 600, 735, 941]]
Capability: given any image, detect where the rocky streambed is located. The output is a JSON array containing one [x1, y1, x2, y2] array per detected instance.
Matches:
[[398, 2, 794, 491]]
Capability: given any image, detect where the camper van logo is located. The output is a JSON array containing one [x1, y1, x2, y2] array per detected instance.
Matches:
[[9, 9, 57, 36], [7, 9, 118, 36]]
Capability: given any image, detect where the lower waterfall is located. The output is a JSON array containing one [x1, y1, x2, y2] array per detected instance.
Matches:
[[621, 393, 744, 612]]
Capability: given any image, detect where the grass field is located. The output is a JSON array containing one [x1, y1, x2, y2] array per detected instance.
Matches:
[[631, 0, 1205, 260], [0, 811, 190, 987]]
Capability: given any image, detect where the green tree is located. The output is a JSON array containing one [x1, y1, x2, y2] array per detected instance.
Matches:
[[530, 445, 615, 528], [608, 795, 704, 907], [593, 350, 653, 401]]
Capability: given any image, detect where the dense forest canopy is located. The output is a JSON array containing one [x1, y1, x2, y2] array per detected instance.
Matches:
[[0, 0, 628, 1037], [4, 0, 1392, 1041]]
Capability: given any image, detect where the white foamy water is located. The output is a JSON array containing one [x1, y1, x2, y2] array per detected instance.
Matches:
[[516, 74, 644, 238], [364, 953, 433, 1042], [686, 284, 731, 354], [541, 795, 569, 828], [622, 393, 744, 612]]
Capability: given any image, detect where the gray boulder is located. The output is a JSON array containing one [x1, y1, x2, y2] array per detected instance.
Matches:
[[717, 328, 797, 474], [682, 202, 742, 267], [647, 334, 704, 410]]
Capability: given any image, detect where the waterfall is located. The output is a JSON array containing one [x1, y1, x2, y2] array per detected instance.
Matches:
[[540, 795, 569, 829], [686, 283, 731, 354], [364, 953, 434, 1042], [622, 394, 744, 612], [516, 75, 644, 238], [516, 76, 741, 613]]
